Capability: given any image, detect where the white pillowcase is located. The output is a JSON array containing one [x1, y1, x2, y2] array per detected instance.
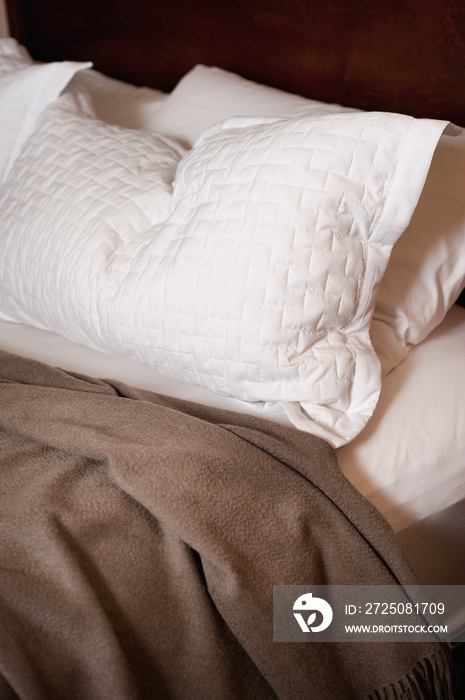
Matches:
[[0, 94, 185, 330], [149, 64, 357, 148], [71, 68, 168, 130], [0, 95, 448, 446], [370, 131, 465, 374], [0, 38, 91, 185], [150, 64, 465, 375]]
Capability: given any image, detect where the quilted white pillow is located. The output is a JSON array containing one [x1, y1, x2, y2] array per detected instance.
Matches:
[[0, 99, 448, 446], [0, 94, 186, 342], [0, 38, 91, 185], [151, 64, 465, 375]]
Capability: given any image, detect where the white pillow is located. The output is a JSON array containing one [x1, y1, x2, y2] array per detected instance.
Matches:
[[0, 93, 186, 339], [0, 38, 91, 185], [149, 64, 357, 148], [370, 131, 465, 374], [150, 64, 465, 373], [71, 68, 168, 130], [0, 96, 448, 447]]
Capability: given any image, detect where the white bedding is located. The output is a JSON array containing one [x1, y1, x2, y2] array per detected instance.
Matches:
[[339, 303, 465, 533], [0, 89, 451, 448]]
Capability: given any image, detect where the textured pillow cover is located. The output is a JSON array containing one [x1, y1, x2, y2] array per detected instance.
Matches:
[[152, 64, 465, 374], [0, 98, 448, 446], [0, 38, 91, 185], [0, 94, 186, 338]]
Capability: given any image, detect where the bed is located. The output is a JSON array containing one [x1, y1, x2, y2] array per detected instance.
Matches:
[[1, 0, 464, 698]]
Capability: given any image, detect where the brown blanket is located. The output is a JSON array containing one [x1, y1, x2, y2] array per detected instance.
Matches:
[[0, 350, 453, 699]]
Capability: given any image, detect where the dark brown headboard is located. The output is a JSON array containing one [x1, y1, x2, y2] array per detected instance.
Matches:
[[5, 0, 465, 126]]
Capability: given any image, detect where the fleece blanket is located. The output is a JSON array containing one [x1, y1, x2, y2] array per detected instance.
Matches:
[[0, 350, 453, 699]]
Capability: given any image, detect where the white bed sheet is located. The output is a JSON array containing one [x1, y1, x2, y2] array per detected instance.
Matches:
[[339, 303, 465, 534], [1, 305, 464, 582]]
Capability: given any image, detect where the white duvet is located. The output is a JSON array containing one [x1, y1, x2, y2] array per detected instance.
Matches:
[[0, 95, 449, 446]]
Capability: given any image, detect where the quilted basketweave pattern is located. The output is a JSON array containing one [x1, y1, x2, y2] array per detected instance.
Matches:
[[0, 98, 447, 445], [0, 96, 185, 345]]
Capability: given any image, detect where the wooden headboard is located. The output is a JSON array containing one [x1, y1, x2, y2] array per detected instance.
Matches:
[[5, 0, 465, 126]]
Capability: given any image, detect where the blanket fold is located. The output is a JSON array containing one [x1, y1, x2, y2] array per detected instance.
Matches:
[[0, 351, 453, 699]]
